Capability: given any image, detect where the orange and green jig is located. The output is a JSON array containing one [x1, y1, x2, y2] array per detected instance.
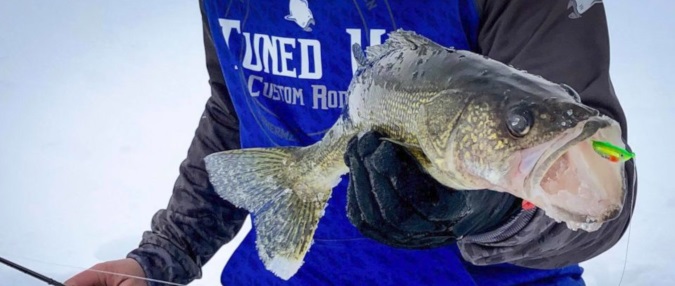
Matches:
[[519, 141, 634, 211], [591, 140, 635, 163]]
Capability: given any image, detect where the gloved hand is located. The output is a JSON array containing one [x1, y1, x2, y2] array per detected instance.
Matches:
[[344, 131, 522, 249]]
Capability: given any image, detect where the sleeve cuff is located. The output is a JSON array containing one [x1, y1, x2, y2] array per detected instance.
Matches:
[[127, 232, 202, 286], [461, 208, 536, 244]]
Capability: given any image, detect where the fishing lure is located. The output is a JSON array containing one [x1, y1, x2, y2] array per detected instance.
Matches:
[[592, 140, 635, 163]]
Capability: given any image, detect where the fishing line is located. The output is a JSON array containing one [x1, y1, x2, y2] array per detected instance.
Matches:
[[617, 223, 631, 286], [82, 269, 188, 286], [0, 253, 188, 286], [616, 160, 637, 286]]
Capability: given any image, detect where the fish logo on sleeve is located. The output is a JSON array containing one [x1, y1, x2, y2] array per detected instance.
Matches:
[[567, 0, 603, 19], [285, 0, 315, 31]]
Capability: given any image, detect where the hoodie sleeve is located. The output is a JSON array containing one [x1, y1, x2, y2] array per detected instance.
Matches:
[[457, 0, 638, 268], [125, 2, 249, 285]]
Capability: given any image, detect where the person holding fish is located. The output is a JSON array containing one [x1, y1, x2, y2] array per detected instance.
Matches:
[[66, 0, 637, 285]]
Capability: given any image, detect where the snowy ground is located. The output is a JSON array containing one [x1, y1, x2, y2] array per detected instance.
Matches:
[[1, 1, 673, 285]]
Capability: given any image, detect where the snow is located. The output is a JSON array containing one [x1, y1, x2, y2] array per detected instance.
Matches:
[[0, 1, 673, 285]]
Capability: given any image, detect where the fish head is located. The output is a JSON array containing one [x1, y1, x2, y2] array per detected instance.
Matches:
[[368, 31, 626, 230], [427, 77, 626, 230], [499, 92, 626, 229]]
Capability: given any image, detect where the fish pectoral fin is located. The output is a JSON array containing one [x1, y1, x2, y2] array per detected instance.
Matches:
[[380, 137, 423, 151], [204, 148, 331, 280], [379, 138, 434, 172]]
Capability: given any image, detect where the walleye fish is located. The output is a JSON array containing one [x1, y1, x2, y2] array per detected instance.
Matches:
[[204, 30, 628, 279]]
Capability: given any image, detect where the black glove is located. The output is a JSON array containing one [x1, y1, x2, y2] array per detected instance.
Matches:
[[344, 131, 522, 249]]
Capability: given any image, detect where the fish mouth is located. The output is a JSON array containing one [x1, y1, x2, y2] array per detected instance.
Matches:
[[520, 119, 607, 191], [518, 116, 626, 229], [527, 119, 608, 189]]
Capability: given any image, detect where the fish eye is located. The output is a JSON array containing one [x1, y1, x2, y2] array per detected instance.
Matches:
[[506, 110, 533, 138]]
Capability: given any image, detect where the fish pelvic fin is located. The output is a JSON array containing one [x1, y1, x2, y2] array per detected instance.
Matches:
[[204, 147, 335, 280]]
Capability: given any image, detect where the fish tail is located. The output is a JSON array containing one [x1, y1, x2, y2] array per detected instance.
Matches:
[[204, 144, 343, 280]]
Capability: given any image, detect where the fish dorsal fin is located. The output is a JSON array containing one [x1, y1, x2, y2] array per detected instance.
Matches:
[[352, 43, 368, 68], [363, 30, 439, 64]]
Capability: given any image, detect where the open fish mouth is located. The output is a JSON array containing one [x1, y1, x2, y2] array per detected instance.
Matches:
[[519, 116, 626, 230]]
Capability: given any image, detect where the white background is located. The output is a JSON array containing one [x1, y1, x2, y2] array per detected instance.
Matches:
[[1, 1, 673, 285]]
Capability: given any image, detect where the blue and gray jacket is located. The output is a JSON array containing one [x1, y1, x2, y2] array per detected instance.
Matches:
[[128, 0, 637, 285]]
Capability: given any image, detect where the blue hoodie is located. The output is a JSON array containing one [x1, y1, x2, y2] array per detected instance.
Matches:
[[125, 0, 638, 285], [199, 0, 586, 285]]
